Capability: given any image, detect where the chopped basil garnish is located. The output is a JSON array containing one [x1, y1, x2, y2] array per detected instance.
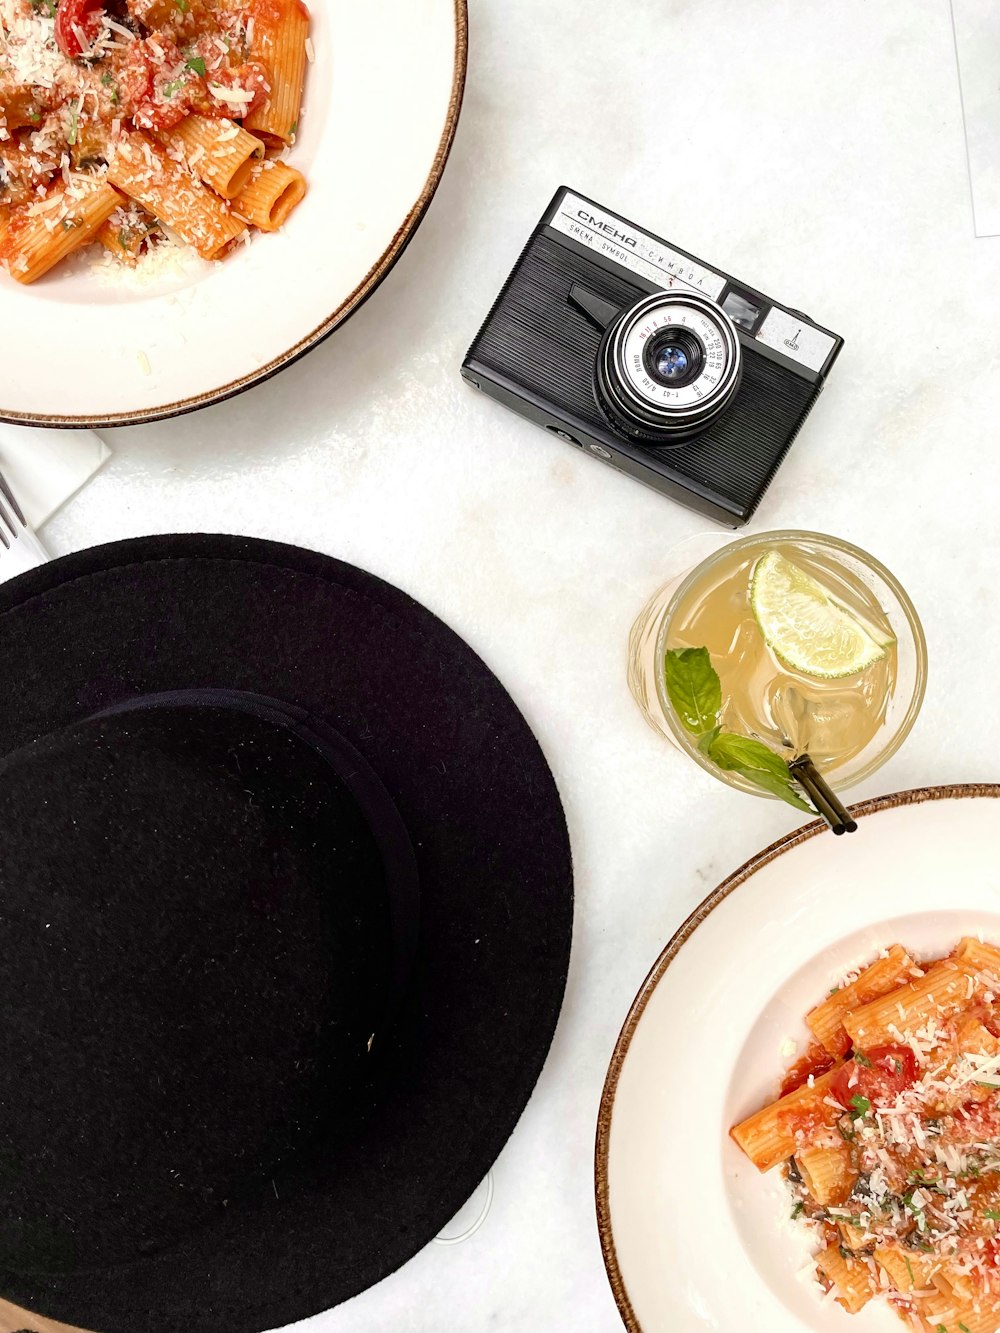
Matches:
[[791, 1200, 804, 1219], [855, 1051, 872, 1068], [186, 55, 206, 74], [849, 1094, 871, 1118], [901, 1188, 928, 1234]]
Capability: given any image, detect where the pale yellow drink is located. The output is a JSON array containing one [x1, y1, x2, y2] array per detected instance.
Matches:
[[628, 531, 927, 800], [666, 541, 896, 772]]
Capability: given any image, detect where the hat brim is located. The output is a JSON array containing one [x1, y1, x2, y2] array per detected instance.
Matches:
[[0, 534, 573, 1333]]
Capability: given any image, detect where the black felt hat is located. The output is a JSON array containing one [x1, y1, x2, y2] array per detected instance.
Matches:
[[0, 534, 573, 1333]]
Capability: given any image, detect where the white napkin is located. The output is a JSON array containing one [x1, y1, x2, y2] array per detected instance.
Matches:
[[951, 0, 1000, 236], [0, 425, 110, 529]]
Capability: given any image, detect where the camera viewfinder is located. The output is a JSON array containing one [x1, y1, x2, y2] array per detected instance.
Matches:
[[721, 289, 763, 333]]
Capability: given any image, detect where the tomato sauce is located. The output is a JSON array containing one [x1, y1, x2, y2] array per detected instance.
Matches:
[[780, 1043, 837, 1097]]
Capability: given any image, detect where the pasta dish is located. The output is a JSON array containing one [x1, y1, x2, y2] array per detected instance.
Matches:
[[732, 938, 1000, 1333], [0, 0, 310, 282]]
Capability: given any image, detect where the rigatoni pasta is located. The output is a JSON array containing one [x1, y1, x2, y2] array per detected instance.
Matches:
[[243, 0, 310, 146], [842, 955, 981, 1049], [873, 1242, 942, 1293], [806, 944, 924, 1056], [96, 203, 160, 265], [731, 937, 1000, 1331], [0, 176, 120, 283], [729, 1067, 842, 1172], [233, 159, 306, 230], [814, 1243, 874, 1314], [795, 1141, 856, 1206], [0, 0, 312, 285], [107, 130, 246, 259], [153, 116, 264, 200]]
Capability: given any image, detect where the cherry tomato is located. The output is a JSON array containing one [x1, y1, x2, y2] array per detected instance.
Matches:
[[54, 0, 105, 58], [118, 41, 157, 117], [831, 1044, 918, 1110]]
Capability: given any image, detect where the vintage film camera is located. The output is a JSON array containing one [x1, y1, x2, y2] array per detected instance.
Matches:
[[463, 188, 843, 526]]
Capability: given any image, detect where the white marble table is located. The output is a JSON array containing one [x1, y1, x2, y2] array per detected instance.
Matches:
[[44, 1, 1000, 1327]]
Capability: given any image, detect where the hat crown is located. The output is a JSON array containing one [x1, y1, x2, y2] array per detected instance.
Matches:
[[0, 703, 395, 1274]]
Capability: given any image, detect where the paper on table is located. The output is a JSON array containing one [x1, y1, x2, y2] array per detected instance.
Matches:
[[951, 0, 1000, 237], [0, 425, 111, 529]]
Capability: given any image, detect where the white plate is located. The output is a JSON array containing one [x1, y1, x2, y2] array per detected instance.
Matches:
[[596, 786, 1000, 1333], [1, 0, 467, 427]]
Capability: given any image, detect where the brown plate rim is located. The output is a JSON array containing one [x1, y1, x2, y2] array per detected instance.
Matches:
[[594, 782, 1000, 1333], [1, 0, 469, 430]]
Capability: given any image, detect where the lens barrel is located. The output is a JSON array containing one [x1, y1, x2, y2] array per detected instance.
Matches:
[[595, 290, 742, 445]]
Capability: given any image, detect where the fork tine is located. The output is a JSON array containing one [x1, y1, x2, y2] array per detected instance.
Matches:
[[0, 467, 51, 578], [0, 494, 16, 547], [0, 468, 26, 528]]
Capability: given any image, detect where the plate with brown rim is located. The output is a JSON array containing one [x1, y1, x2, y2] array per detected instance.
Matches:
[[1, 0, 467, 428], [595, 785, 1000, 1333]]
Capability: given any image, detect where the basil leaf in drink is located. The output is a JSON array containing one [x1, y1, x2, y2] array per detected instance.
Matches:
[[663, 647, 722, 737], [722, 764, 814, 812], [663, 643, 817, 815], [705, 732, 813, 813], [707, 732, 793, 779], [696, 725, 721, 756]]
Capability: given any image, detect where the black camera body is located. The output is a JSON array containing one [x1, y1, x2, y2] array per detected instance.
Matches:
[[462, 188, 844, 526]]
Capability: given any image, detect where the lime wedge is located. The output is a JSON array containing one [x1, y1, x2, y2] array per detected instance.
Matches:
[[750, 550, 894, 679]]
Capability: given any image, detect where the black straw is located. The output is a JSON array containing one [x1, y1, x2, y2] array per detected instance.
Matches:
[[788, 754, 858, 836]]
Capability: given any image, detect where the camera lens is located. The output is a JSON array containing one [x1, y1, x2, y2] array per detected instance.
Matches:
[[656, 346, 688, 379], [594, 290, 742, 445], [645, 328, 704, 388]]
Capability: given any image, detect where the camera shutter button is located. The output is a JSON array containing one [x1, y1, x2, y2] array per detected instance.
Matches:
[[587, 443, 613, 459]]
